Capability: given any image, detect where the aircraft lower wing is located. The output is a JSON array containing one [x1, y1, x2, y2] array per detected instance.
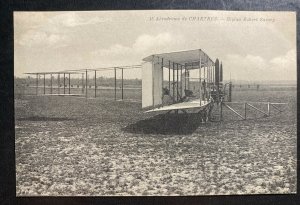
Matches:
[[145, 99, 211, 113]]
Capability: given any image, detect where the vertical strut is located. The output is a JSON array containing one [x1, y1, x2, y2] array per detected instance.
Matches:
[[168, 60, 171, 91], [50, 74, 52, 94], [121, 68, 124, 100], [161, 58, 164, 103], [43, 74, 46, 95], [36, 73, 38, 95], [212, 63, 216, 87], [85, 70, 88, 98], [180, 65, 183, 97], [81, 73, 84, 94], [173, 62, 175, 102], [68, 73, 71, 94], [199, 51, 202, 106], [204, 56, 207, 101], [208, 62, 210, 98], [114, 68, 117, 101], [94, 70, 97, 98], [58, 74, 60, 94], [63, 73, 65, 94], [184, 64, 187, 91], [176, 63, 179, 101]]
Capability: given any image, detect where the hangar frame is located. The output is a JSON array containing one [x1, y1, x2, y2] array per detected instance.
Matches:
[[24, 65, 142, 100]]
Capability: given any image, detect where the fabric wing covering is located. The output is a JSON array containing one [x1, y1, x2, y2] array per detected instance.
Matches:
[[143, 49, 214, 70], [142, 49, 214, 110]]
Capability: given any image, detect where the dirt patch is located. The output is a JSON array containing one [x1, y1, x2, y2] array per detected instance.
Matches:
[[15, 90, 297, 196]]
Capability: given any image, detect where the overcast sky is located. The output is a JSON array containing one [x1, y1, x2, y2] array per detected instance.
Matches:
[[14, 10, 296, 82]]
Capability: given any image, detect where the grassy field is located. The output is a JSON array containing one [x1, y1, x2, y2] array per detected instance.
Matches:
[[15, 87, 297, 196]]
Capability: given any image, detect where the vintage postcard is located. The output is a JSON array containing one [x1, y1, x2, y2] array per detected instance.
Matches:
[[14, 10, 296, 196]]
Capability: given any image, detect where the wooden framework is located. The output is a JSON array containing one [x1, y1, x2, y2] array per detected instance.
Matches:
[[24, 65, 141, 100], [219, 101, 287, 121], [142, 49, 220, 114]]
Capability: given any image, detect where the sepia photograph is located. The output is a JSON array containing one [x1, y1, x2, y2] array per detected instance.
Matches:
[[14, 10, 296, 196]]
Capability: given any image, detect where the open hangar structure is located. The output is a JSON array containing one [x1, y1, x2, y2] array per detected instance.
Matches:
[[23, 65, 142, 101]]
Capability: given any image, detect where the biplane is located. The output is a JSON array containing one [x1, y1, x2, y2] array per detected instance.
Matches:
[[141, 49, 222, 121], [141, 49, 286, 122]]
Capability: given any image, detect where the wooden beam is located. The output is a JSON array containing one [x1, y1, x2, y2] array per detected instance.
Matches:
[[204, 58, 206, 80], [68, 73, 71, 94], [271, 103, 283, 112], [161, 58, 164, 104], [121, 68, 123, 100], [212, 65, 214, 86], [58, 74, 60, 94], [224, 103, 244, 119], [226, 101, 287, 105], [207, 62, 210, 85], [180, 65, 183, 97], [85, 70, 88, 98], [50, 74, 52, 94], [168, 60, 170, 91], [199, 52, 202, 105], [43, 74, 46, 94], [204, 56, 207, 101], [247, 103, 268, 116], [173, 62, 175, 102], [210, 63, 212, 84], [81, 73, 84, 94], [95, 70, 97, 98], [114, 67, 117, 101], [176, 63, 179, 101], [63, 73, 65, 94], [209, 63, 212, 97], [184, 64, 187, 91], [152, 62, 154, 108]]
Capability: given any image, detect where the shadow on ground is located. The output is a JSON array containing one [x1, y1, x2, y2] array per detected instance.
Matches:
[[123, 113, 204, 135], [16, 116, 76, 121]]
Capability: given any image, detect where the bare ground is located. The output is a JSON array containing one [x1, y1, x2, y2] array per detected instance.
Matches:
[[15, 89, 297, 195]]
